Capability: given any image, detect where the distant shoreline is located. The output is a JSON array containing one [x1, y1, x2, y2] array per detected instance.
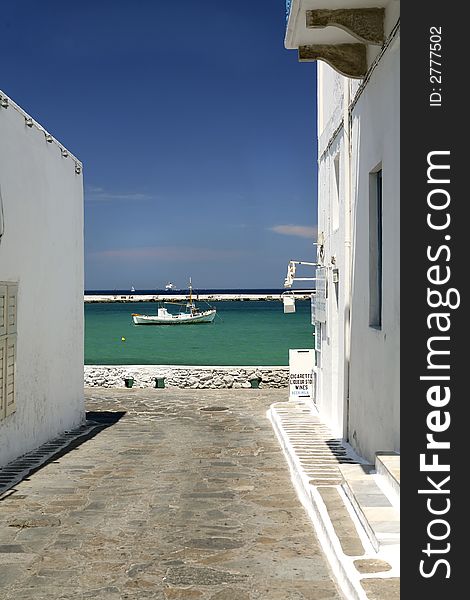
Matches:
[[84, 293, 312, 303]]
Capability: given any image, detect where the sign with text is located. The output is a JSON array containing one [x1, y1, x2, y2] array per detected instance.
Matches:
[[289, 349, 315, 401], [313, 268, 327, 323]]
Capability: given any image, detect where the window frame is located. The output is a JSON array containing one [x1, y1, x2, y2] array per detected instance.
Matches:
[[369, 166, 383, 329]]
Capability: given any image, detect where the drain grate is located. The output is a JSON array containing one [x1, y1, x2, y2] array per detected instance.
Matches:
[[200, 406, 230, 412]]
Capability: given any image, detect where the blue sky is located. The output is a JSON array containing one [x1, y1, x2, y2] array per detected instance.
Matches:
[[2, 0, 317, 289]]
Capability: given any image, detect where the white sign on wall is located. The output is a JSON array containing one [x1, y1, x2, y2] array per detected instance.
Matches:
[[289, 349, 315, 401], [313, 267, 327, 323]]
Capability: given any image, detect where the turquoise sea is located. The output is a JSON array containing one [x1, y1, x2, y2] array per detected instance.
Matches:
[[85, 300, 314, 366]]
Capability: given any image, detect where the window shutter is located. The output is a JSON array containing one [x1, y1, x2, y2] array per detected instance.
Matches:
[[7, 284, 17, 335], [0, 338, 5, 417], [0, 285, 6, 337], [5, 334, 16, 417], [1, 283, 18, 419]]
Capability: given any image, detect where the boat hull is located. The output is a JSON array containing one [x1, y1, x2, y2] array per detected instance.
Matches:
[[132, 309, 216, 325]]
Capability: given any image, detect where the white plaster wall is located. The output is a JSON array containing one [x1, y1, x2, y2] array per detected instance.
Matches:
[[316, 134, 347, 437], [348, 38, 400, 461], [316, 34, 400, 462], [0, 94, 84, 466], [317, 62, 344, 154]]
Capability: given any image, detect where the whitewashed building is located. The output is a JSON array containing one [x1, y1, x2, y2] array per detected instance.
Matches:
[[285, 1, 400, 462], [0, 90, 84, 466]]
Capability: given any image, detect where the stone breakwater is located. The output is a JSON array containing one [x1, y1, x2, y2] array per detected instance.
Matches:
[[84, 293, 311, 303], [84, 365, 289, 389]]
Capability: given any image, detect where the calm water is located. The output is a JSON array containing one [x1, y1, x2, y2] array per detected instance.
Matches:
[[85, 300, 314, 366]]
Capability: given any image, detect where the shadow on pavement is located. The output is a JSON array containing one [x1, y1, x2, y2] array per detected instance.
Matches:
[[0, 411, 126, 498]]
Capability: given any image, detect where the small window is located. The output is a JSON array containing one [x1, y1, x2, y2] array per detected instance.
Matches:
[[332, 153, 340, 232], [369, 168, 383, 328]]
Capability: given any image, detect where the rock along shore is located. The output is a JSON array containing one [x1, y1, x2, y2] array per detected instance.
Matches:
[[84, 365, 289, 389]]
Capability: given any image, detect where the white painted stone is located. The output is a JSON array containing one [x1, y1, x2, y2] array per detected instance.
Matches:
[[315, 28, 400, 462], [0, 91, 84, 466], [83, 365, 289, 390]]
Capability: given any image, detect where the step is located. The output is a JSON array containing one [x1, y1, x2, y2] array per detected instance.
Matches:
[[361, 578, 400, 600], [340, 464, 400, 552], [317, 486, 366, 557], [375, 452, 400, 504], [269, 401, 400, 599]]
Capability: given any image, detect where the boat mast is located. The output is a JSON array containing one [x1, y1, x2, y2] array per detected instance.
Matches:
[[189, 277, 192, 305]]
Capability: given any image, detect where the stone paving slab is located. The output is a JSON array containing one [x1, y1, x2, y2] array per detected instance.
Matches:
[[317, 487, 365, 557], [0, 388, 342, 600], [361, 577, 400, 600]]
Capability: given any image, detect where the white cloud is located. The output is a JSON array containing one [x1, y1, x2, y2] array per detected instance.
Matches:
[[269, 224, 317, 239], [85, 186, 151, 202], [89, 245, 247, 262]]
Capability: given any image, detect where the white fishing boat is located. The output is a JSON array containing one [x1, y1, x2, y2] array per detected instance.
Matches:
[[132, 279, 216, 325], [164, 282, 176, 291]]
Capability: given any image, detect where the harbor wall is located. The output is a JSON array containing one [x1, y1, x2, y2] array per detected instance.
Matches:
[[84, 294, 311, 303], [85, 365, 289, 389]]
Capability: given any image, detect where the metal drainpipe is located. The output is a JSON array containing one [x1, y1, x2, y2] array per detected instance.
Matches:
[[343, 78, 352, 441]]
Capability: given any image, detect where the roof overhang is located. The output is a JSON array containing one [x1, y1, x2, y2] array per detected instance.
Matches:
[[285, 0, 390, 49], [285, 0, 395, 78]]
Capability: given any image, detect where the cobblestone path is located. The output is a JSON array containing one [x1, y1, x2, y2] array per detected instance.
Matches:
[[0, 388, 341, 600]]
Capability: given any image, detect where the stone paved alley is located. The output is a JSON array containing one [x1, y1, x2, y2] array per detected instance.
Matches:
[[0, 389, 342, 600]]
